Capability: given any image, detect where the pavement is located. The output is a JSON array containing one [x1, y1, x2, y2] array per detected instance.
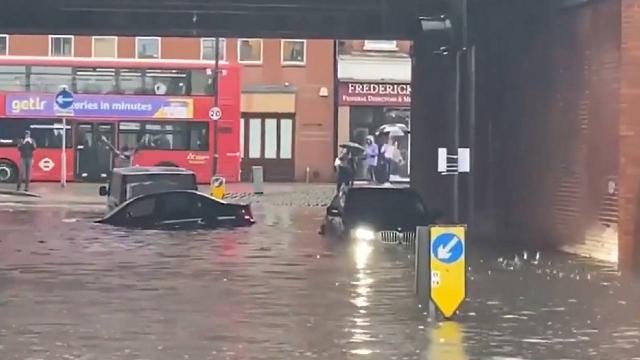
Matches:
[[0, 182, 336, 207]]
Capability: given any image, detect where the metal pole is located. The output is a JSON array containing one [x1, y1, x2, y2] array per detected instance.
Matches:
[[212, 37, 220, 176], [61, 117, 67, 188], [468, 46, 476, 227], [415, 226, 430, 309], [453, 51, 461, 222]]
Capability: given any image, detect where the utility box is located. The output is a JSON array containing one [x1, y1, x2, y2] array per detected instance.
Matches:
[[252, 166, 264, 194]]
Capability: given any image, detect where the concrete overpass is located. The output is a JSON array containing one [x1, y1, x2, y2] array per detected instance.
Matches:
[[3, 0, 640, 270]]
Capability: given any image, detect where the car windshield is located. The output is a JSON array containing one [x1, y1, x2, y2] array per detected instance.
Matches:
[[344, 188, 427, 228], [124, 173, 197, 200]]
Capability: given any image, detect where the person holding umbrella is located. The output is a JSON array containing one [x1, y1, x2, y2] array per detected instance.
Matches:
[[335, 142, 364, 193]]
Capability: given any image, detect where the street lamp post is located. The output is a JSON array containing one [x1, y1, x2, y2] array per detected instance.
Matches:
[[212, 37, 221, 176]]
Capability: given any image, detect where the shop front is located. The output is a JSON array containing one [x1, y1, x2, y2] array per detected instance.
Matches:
[[337, 81, 411, 180]]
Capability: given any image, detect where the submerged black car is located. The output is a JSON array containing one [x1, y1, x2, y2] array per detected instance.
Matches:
[[96, 189, 255, 229], [96, 166, 255, 229], [321, 184, 439, 243]]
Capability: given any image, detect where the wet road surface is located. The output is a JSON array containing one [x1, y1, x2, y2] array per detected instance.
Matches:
[[0, 202, 640, 359]]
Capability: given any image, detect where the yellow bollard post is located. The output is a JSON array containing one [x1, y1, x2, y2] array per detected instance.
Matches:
[[210, 176, 226, 200]]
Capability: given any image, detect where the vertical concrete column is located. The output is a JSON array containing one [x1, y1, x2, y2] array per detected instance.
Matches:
[[411, 21, 457, 221], [619, 0, 640, 270]]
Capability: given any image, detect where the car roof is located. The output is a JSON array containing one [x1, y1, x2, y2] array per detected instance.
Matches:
[[113, 166, 196, 176], [349, 181, 412, 190]]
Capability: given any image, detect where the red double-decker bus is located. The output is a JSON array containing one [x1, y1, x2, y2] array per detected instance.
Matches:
[[0, 56, 241, 184]]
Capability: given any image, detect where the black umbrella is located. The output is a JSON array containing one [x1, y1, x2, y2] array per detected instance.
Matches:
[[339, 142, 366, 152]]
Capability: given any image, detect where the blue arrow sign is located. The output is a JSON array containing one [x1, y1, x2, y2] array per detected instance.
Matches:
[[431, 232, 464, 264], [55, 89, 74, 110]]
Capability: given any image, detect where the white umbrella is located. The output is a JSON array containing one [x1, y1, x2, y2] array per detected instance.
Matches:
[[376, 123, 410, 137]]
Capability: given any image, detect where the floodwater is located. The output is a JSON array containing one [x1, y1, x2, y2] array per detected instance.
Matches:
[[0, 202, 640, 359]]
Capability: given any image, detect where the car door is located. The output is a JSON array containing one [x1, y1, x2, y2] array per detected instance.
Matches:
[[103, 195, 158, 227], [154, 192, 206, 228]]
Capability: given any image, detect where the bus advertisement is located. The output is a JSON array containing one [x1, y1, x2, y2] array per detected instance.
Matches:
[[0, 57, 241, 184]]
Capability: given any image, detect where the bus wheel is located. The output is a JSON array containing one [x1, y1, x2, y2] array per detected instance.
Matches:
[[156, 162, 178, 167], [0, 160, 17, 183]]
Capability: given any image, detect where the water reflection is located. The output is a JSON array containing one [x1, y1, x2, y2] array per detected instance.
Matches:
[[349, 240, 376, 355], [426, 321, 468, 360]]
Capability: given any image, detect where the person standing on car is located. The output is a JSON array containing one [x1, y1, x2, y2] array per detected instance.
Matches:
[[16, 130, 36, 192], [100, 136, 139, 168]]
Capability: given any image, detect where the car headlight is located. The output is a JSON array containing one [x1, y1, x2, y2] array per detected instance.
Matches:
[[354, 228, 376, 241]]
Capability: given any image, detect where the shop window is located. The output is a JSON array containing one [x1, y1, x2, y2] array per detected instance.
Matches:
[[248, 118, 262, 158], [136, 37, 160, 59], [201, 38, 226, 61], [264, 118, 278, 159], [279, 119, 293, 159], [240, 118, 245, 158], [0, 35, 8, 56], [238, 39, 262, 64], [92, 37, 117, 58], [50, 36, 74, 57], [281, 40, 305, 65]]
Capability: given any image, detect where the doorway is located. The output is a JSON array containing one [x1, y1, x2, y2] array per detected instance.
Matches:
[[240, 114, 295, 181], [75, 122, 116, 182]]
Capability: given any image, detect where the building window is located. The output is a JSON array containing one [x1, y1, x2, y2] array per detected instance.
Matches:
[[201, 38, 226, 61], [363, 40, 398, 52], [238, 39, 262, 64], [281, 40, 306, 65], [136, 37, 160, 59], [279, 118, 293, 159], [92, 36, 117, 58], [248, 118, 262, 158], [0, 35, 8, 56], [50, 36, 74, 57]]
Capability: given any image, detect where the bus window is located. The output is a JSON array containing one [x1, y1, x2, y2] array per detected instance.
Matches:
[[30, 66, 73, 93], [75, 68, 117, 94], [190, 69, 215, 95], [144, 69, 188, 96], [140, 122, 188, 150], [118, 69, 145, 95], [0, 66, 27, 92], [118, 122, 142, 148], [189, 123, 209, 151], [29, 122, 72, 148]]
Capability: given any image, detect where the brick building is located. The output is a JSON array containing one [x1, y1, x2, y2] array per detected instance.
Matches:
[[0, 35, 335, 182]]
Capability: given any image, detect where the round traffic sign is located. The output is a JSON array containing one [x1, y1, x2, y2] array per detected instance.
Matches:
[[431, 232, 464, 264], [55, 89, 74, 110], [209, 107, 222, 121]]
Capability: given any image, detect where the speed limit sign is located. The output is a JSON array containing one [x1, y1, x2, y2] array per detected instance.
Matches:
[[209, 107, 222, 121]]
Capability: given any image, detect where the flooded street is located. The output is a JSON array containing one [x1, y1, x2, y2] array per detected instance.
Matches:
[[1, 202, 640, 359]]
